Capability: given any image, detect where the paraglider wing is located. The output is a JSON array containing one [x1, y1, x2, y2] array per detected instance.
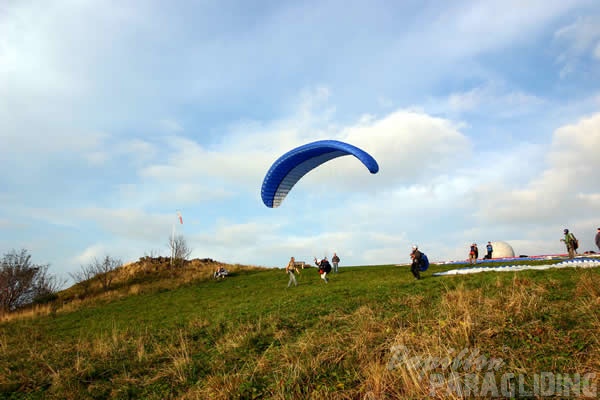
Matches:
[[261, 140, 379, 208], [420, 253, 430, 272]]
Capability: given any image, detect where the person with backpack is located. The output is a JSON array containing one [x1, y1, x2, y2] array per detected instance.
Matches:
[[561, 228, 578, 259], [331, 252, 340, 273], [314, 257, 331, 283]]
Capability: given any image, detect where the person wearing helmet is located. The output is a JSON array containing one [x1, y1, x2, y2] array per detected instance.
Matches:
[[410, 245, 422, 280], [560, 228, 578, 259]]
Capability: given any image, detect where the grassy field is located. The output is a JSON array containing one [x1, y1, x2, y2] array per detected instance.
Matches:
[[1, 259, 599, 399]]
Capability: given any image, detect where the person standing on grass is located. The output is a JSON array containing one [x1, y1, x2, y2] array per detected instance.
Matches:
[[468, 243, 478, 264], [486, 242, 493, 259], [561, 228, 577, 259], [285, 257, 299, 288], [595, 228, 600, 252], [410, 245, 422, 280], [331, 252, 340, 273]]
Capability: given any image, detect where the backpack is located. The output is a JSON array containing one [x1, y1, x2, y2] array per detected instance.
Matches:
[[568, 233, 578, 250], [419, 253, 430, 272], [322, 260, 332, 273]]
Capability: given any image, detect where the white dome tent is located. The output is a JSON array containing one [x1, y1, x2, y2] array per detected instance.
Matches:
[[490, 241, 515, 258]]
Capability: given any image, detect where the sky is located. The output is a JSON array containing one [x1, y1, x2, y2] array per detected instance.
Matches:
[[1, 0, 600, 283]]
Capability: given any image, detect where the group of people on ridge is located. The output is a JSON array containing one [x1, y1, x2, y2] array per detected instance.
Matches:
[[283, 227, 600, 287], [467, 242, 494, 264], [560, 227, 600, 259], [285, 253, 340, 288], [468, 228, 599, 263]]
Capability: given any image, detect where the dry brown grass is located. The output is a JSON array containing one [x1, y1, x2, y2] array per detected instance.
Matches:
[[381, 278, 559, 399], [575, 271, 600, 300], [189, 373, 247, 400], [0, 303, 53, 322], [162, 330, 194, 384], [3, 264, 599, 399]]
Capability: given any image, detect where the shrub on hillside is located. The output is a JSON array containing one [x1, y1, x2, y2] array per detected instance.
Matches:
[[0, 249, 62, 314]]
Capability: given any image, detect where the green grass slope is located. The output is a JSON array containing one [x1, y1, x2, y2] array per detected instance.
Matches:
[[1, 261, 599, 399]]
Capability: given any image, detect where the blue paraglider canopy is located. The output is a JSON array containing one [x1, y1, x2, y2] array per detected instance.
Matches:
[[261, 139, 379, 208]]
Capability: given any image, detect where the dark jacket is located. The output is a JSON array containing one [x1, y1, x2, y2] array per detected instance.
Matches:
[[315, 259, 332, 273], [470, 245, 478, 258]]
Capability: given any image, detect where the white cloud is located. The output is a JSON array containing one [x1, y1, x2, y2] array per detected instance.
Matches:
[[138, 136, 270, 192], [14, 206, 176, 243], [212, 221, 272, 247], [158, 183, 234, 205], [136, 105, 470, 206], [339, 110, 470, 184], [594, 41, 600, 60], [413, 0, 590, 58], [476, 111, 600, 224], [439, 82, 546, 118], [71, 242, 144, 269], [159, 119, 184, 133], [81, 137, 160, 168], [21, 208, 79, 229], [72, 244, 109, 266], [75, 207, 176, 242], [377, 97, 394, 108], [0, 125, 108, 159], [554, 15, 600, 76], [0, 1, 161, 126], [86, 151, 110, 166], [121, 139, 160, 164], [555, 15, 600, 55]]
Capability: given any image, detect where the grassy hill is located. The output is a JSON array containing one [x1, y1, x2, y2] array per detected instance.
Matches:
[[1, 258, 599, 399]]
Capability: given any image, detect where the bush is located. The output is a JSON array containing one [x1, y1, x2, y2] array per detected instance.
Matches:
[[0, 249, 62, 313]]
